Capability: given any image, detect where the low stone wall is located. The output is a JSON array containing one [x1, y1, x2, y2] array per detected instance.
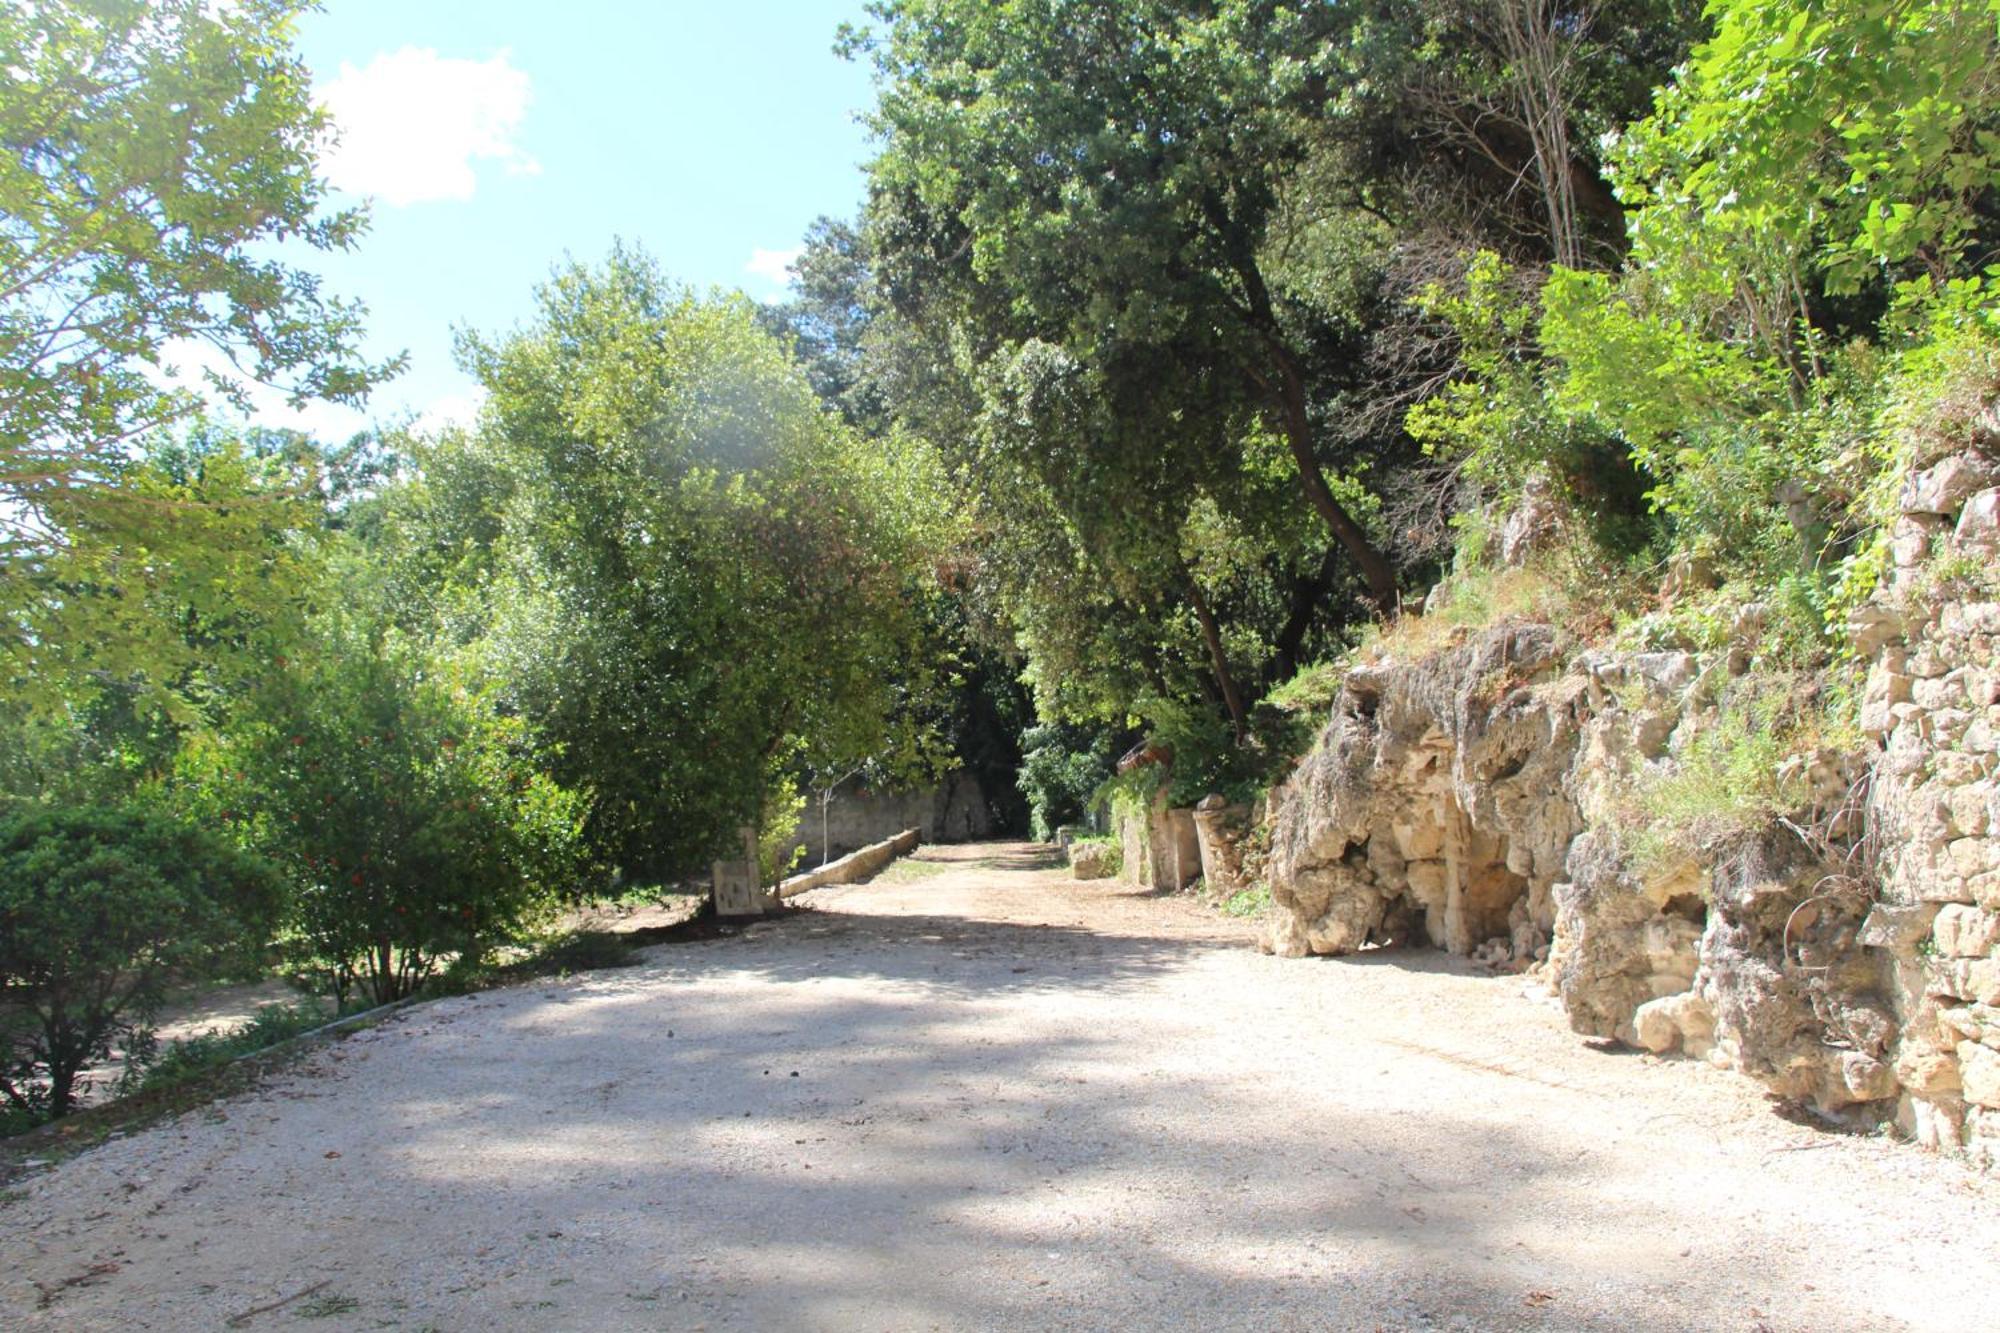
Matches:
[[787, 771, 992, 865], [778, 828, 921, 898]]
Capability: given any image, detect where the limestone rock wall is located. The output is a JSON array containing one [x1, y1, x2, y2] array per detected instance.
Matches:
[[1264, 446, 2000, 1164], [1852, 450, 2000, 1158]]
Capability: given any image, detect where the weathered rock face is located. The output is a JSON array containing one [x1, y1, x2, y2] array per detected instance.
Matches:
[[1266, 447, 2000, 1163], [1267, 625, 1582, 963]]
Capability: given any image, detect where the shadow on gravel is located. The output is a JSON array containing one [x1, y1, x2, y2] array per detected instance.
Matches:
[[332, 927, 1801, 1333], [7, 858, 1921, 1333], [635, 910, 1207, 1002]]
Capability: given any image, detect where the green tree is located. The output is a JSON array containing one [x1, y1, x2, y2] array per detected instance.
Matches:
[[451, 246, 950, 874], [1, 0, 396, 688], [849, 0, 1401, 606], [0, 806, 282, 1119], [221, 595, 584, 1005]]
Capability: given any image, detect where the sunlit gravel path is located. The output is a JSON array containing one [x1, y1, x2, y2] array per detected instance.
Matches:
[[2, 840, 1996, 1331]]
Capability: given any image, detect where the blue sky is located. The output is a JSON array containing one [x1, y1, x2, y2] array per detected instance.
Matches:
[[247, 1, 878, 437]]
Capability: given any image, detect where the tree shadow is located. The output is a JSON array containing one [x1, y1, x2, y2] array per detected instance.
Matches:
[[2, 889, 1968, 1333]]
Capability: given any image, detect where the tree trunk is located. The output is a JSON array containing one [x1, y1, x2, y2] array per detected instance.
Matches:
[[1270, 351, 1400, 611], [1185, 576, 1248, 744], [1232, 252, 1400, 612], [1269, 548, 1339, 687]]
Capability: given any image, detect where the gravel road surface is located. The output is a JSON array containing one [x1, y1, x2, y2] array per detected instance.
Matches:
[[2, 841, 1995, 1331]]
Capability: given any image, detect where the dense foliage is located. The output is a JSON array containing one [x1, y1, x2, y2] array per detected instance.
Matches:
[[1, 0, 395, 699], [0, 807, 282, 1119]]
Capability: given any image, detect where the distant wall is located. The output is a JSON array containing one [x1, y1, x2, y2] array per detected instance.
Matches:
[[789, 769, 993, 866]]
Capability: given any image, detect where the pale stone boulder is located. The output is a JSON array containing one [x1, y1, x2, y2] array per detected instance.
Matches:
[[1069, 840, 1118, 881], [1957, 1041, 2000, 1109], [1633, 991, 1716, 1057], [1901, 453, 1998, 516]]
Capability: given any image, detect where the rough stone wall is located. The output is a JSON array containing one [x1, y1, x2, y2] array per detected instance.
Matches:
[[789, 769, 993, 865], [1852, 450, 2000, 1159], [1263, 446, 2000, 1165]]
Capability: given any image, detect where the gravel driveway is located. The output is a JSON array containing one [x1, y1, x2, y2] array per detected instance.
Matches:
[[2, 840, 1995, 1331]]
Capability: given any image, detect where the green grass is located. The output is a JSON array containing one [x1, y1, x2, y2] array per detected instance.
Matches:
[[119, 999, 343, 1101], [871, 856, 954, 884], [1218, 884, 1271, 918]]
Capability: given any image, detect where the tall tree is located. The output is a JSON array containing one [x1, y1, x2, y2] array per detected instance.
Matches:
[[452, 246, 950, 874], [848, 0, 1401, 607]]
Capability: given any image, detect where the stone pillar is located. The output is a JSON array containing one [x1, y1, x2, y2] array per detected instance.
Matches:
[[712, 825, 765, 916], [1443, 799, 1470, 955], [1191, 796, 1251, 897]]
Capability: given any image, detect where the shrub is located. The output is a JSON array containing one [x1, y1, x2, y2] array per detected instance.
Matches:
[[242, 626, 585, 1006], [1626, 672, 1834, 877], [118, 998, 338, 1099], [1017, 723, 1119, 840], [0, 807, 283, 1121]]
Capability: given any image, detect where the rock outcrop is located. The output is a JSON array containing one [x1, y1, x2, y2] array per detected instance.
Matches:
[[1264, 446, 2000, 1165]]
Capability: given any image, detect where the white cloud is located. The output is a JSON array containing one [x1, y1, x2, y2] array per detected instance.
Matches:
[[744, 247, 803, 295], [318, 47, 538, 207]]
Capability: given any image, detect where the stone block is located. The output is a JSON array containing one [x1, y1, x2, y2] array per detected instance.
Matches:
[[1954, 487, 2000, 551], [1958, 1041, 2000, 1109], [1938, 1003, 1999, 1046], [1930, 958, 2000, 1005], [1847, 603, 1909, 655], [1631, 651, 1697, 693], [1941, 602, 2000, 637], [1915, 866, 1978, 904], [1913, 676, 1963, 709], [1934, 904, 2000, 957], [1963, 667, 2000, 708], [1895, 1045, 1963, 1095], [1891, 524, 1934, 568], [1948, 837, 1997, 877], [1858, 902, 1941, 950], [1933, 752, 1987, 785], [1069, 840, 1118, 881], [1901, 454, 1998, 516], [1947, 782, 1993, 838]]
